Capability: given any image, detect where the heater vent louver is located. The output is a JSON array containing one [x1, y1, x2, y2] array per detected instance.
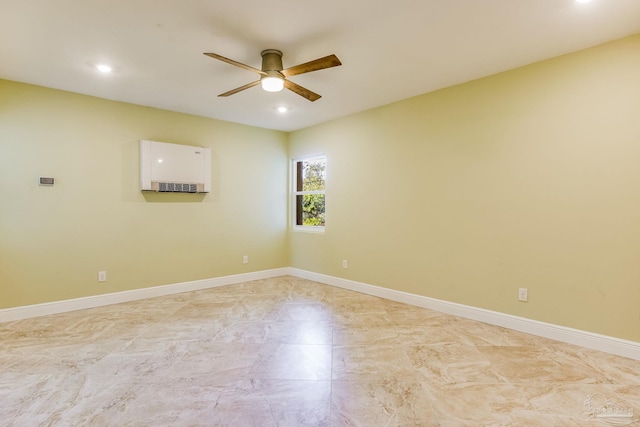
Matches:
[[157, 182, 199, 193]]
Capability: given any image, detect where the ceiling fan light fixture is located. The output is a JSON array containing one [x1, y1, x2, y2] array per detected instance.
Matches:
[[261, 76, 284, 92]]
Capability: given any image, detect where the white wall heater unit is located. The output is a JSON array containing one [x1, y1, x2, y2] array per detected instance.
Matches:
[[140, 140, 211, 193]]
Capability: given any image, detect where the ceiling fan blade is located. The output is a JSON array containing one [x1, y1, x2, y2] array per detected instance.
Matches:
[[283, 80, 321, 102], [218, 80, 261, 97], [204, 53, 267, 76], [281, 54, 342, 77]]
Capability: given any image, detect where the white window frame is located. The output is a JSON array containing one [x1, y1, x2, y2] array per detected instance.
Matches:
[[291, 154, 326, 233]]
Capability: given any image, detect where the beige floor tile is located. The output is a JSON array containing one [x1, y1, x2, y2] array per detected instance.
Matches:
[[250, 343, 332, 380], [331, 378, 440, 426], [1, 276, 638, 426]]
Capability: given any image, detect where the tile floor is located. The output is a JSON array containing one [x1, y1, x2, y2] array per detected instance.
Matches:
[[0, 276, 638, 426]]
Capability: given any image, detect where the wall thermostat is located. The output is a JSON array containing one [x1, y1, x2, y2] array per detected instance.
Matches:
[[39, 177, 55, 186]]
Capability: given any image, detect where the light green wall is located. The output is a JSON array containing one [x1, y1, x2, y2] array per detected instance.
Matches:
[[3, 35, 640, 343], [0, 80, 288, 308], [289, 34, 640, 342]]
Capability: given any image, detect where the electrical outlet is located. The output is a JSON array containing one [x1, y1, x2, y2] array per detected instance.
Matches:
[[342, 259, 348, 269], [98, 271, 107, 282], [242, 255, 248, 264], [518, 288, 528, 302]]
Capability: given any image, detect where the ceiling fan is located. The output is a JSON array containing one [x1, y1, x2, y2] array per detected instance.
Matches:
[[203, 49, 342, 102]]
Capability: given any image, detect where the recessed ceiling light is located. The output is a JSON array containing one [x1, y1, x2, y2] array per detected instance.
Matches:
[[277, 106, 288, 113], [96, 64, 113, 73], [575, 0, 591, 3]]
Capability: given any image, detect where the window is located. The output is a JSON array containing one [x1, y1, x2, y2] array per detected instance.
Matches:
[[292, 155, 326, 232]]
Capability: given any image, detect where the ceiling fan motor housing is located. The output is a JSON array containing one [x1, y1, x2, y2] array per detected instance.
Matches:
[[261, 49, 284, 73]]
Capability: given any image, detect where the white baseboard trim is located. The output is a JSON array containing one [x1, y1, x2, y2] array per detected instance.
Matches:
[[3, 267, 638, 361], [288, 268, 640, 361], [0, 268, 288, 323]]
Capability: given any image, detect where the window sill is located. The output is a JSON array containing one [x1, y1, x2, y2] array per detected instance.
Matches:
[[292, 225, 325, 234]]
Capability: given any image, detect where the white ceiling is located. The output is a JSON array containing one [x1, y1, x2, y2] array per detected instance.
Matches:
[[2, 0, 640, 132]]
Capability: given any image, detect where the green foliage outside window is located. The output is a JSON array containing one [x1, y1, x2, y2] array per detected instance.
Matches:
[[295, 158, 326, 227]]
